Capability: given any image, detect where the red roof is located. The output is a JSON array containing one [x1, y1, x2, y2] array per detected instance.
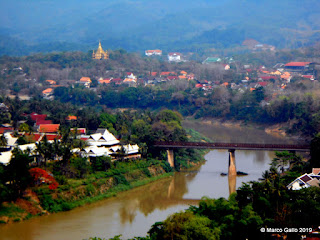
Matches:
[[168, 52, 181, 56], [39, 124, 60, 133], [150, 72, 158, 76], [36, 120, 53, 126], [167, 76, 179, 80], [146, 50, 162, 53], [259, 76, 276, 80], [0, 127, 14, 134], [71, 128, 86, 134], [30, 113, 47, 122], [43, 134, 61, 141], [160, 72, 176, 76], [285, 62, 311, 67], [258, 82, 268, 87], [112, 78, 122, 84], [195, 84, 203, 88], [302, 75, 313, 79], [66, 115, 77, 121], [25, 133, 42, 142]]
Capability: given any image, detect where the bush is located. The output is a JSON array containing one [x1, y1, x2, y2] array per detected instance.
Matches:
[[55, 175, 68, 185], [114, 175, 129, 185], [85, 184, 96, 196]]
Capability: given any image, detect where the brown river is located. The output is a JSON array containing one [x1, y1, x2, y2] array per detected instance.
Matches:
[[0, 120, 306, 240]]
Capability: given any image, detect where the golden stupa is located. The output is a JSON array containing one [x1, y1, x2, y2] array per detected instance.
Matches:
[[92, 41, 109, 60]]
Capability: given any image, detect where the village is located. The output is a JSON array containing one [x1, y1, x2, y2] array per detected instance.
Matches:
[[0, 111, 141, 166]]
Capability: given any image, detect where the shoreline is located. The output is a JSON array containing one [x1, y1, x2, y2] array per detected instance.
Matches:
[[0, 170, 175, 224], [183, 117, 309, 144]]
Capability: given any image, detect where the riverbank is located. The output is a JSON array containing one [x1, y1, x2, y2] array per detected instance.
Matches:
[[0, 127, 209, 225], [0, 161, 174, 224], [183, 118, 308, 144]]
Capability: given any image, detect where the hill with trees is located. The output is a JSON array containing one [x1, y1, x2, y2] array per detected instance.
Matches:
[[1, 0, 320, 55]]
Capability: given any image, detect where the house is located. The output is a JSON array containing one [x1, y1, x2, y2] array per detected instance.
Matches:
[[79, 77, 92, 88], [302, 75, 315, 80], [111, 78, 123, 85], [42, 88, 53, 98], [66, 115, 77, 121], [168, 52, 182, 62], [46, 80, 56, 85], [150, 72, 158, 77], [145, 50, 162, 56], [126, 72, 137, 80], [123, 78, 137, 86], [287, 169, 320, 190], [223, 64, 230, 70], [284, 62, 312, 72], [160, 72, 176, 77], [99, 78, 112, 84]]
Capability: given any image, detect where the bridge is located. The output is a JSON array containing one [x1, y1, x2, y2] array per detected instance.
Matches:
[[154, 141, 310, 183]]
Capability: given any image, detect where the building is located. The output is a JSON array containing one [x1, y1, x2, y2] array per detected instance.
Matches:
[[81, 128, 140, 160], [287, 168, 320, 190], [168, 52, 182, 62], [39, 124, 60, 133], [284, 62, 312, 72], [79, 77, 92, 88], [85, 128, 120, 147], [92, 41, 109, 60], [145, 50, 162, 56]]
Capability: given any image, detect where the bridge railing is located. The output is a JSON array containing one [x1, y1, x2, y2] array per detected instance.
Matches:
[[153, 141, 310, 151]]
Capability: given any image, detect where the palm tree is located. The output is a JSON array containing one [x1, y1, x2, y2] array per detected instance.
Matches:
[[35, 135, 53, 168]]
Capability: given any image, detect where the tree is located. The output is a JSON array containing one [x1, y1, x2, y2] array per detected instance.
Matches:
[[148, 211, 219, 240], [36, 135, 53, 168], [0, 134, 7, 147], [310, 133, 320, 169], [6, 148, 33, 199]]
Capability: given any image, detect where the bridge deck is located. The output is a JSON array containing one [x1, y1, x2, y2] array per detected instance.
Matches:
[[154, 141, 310, 151]]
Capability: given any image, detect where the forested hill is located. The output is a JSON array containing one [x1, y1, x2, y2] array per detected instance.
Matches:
[[1, 0, 320, 56]]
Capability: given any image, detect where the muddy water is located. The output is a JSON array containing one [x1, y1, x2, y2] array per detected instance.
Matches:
[[0, 120, 302, 240]]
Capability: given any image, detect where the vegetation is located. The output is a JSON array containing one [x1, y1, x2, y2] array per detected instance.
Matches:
[[124, 149, 319, 240]]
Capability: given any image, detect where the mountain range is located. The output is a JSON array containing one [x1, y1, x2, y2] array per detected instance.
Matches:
[[1, 0, 320, 56]]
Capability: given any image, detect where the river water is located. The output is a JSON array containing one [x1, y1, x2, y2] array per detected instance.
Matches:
[[0, 120, 304, 240]]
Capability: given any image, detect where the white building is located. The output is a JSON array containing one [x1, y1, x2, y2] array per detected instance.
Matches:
[[145, 50, 162, 56], [287, 168, 320, 190], [168, 52, 182, 62], [82, 129, 140, 160], [85, 129, 120, 147]]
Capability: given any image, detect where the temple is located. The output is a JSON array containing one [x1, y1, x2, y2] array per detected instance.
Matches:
[[92, 41, 109, 60]]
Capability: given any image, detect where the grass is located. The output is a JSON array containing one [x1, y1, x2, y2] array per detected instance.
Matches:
[[0, 203, 25, 217]]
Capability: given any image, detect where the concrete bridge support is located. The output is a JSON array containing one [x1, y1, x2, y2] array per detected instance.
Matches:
[[228, 149, 237, 194], [228, 149, 237, 176], [167, 149, 175, 167]]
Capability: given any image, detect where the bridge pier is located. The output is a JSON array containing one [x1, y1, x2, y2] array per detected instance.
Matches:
[[228, 149, 237, 176], [167, 149, 175, 167]]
